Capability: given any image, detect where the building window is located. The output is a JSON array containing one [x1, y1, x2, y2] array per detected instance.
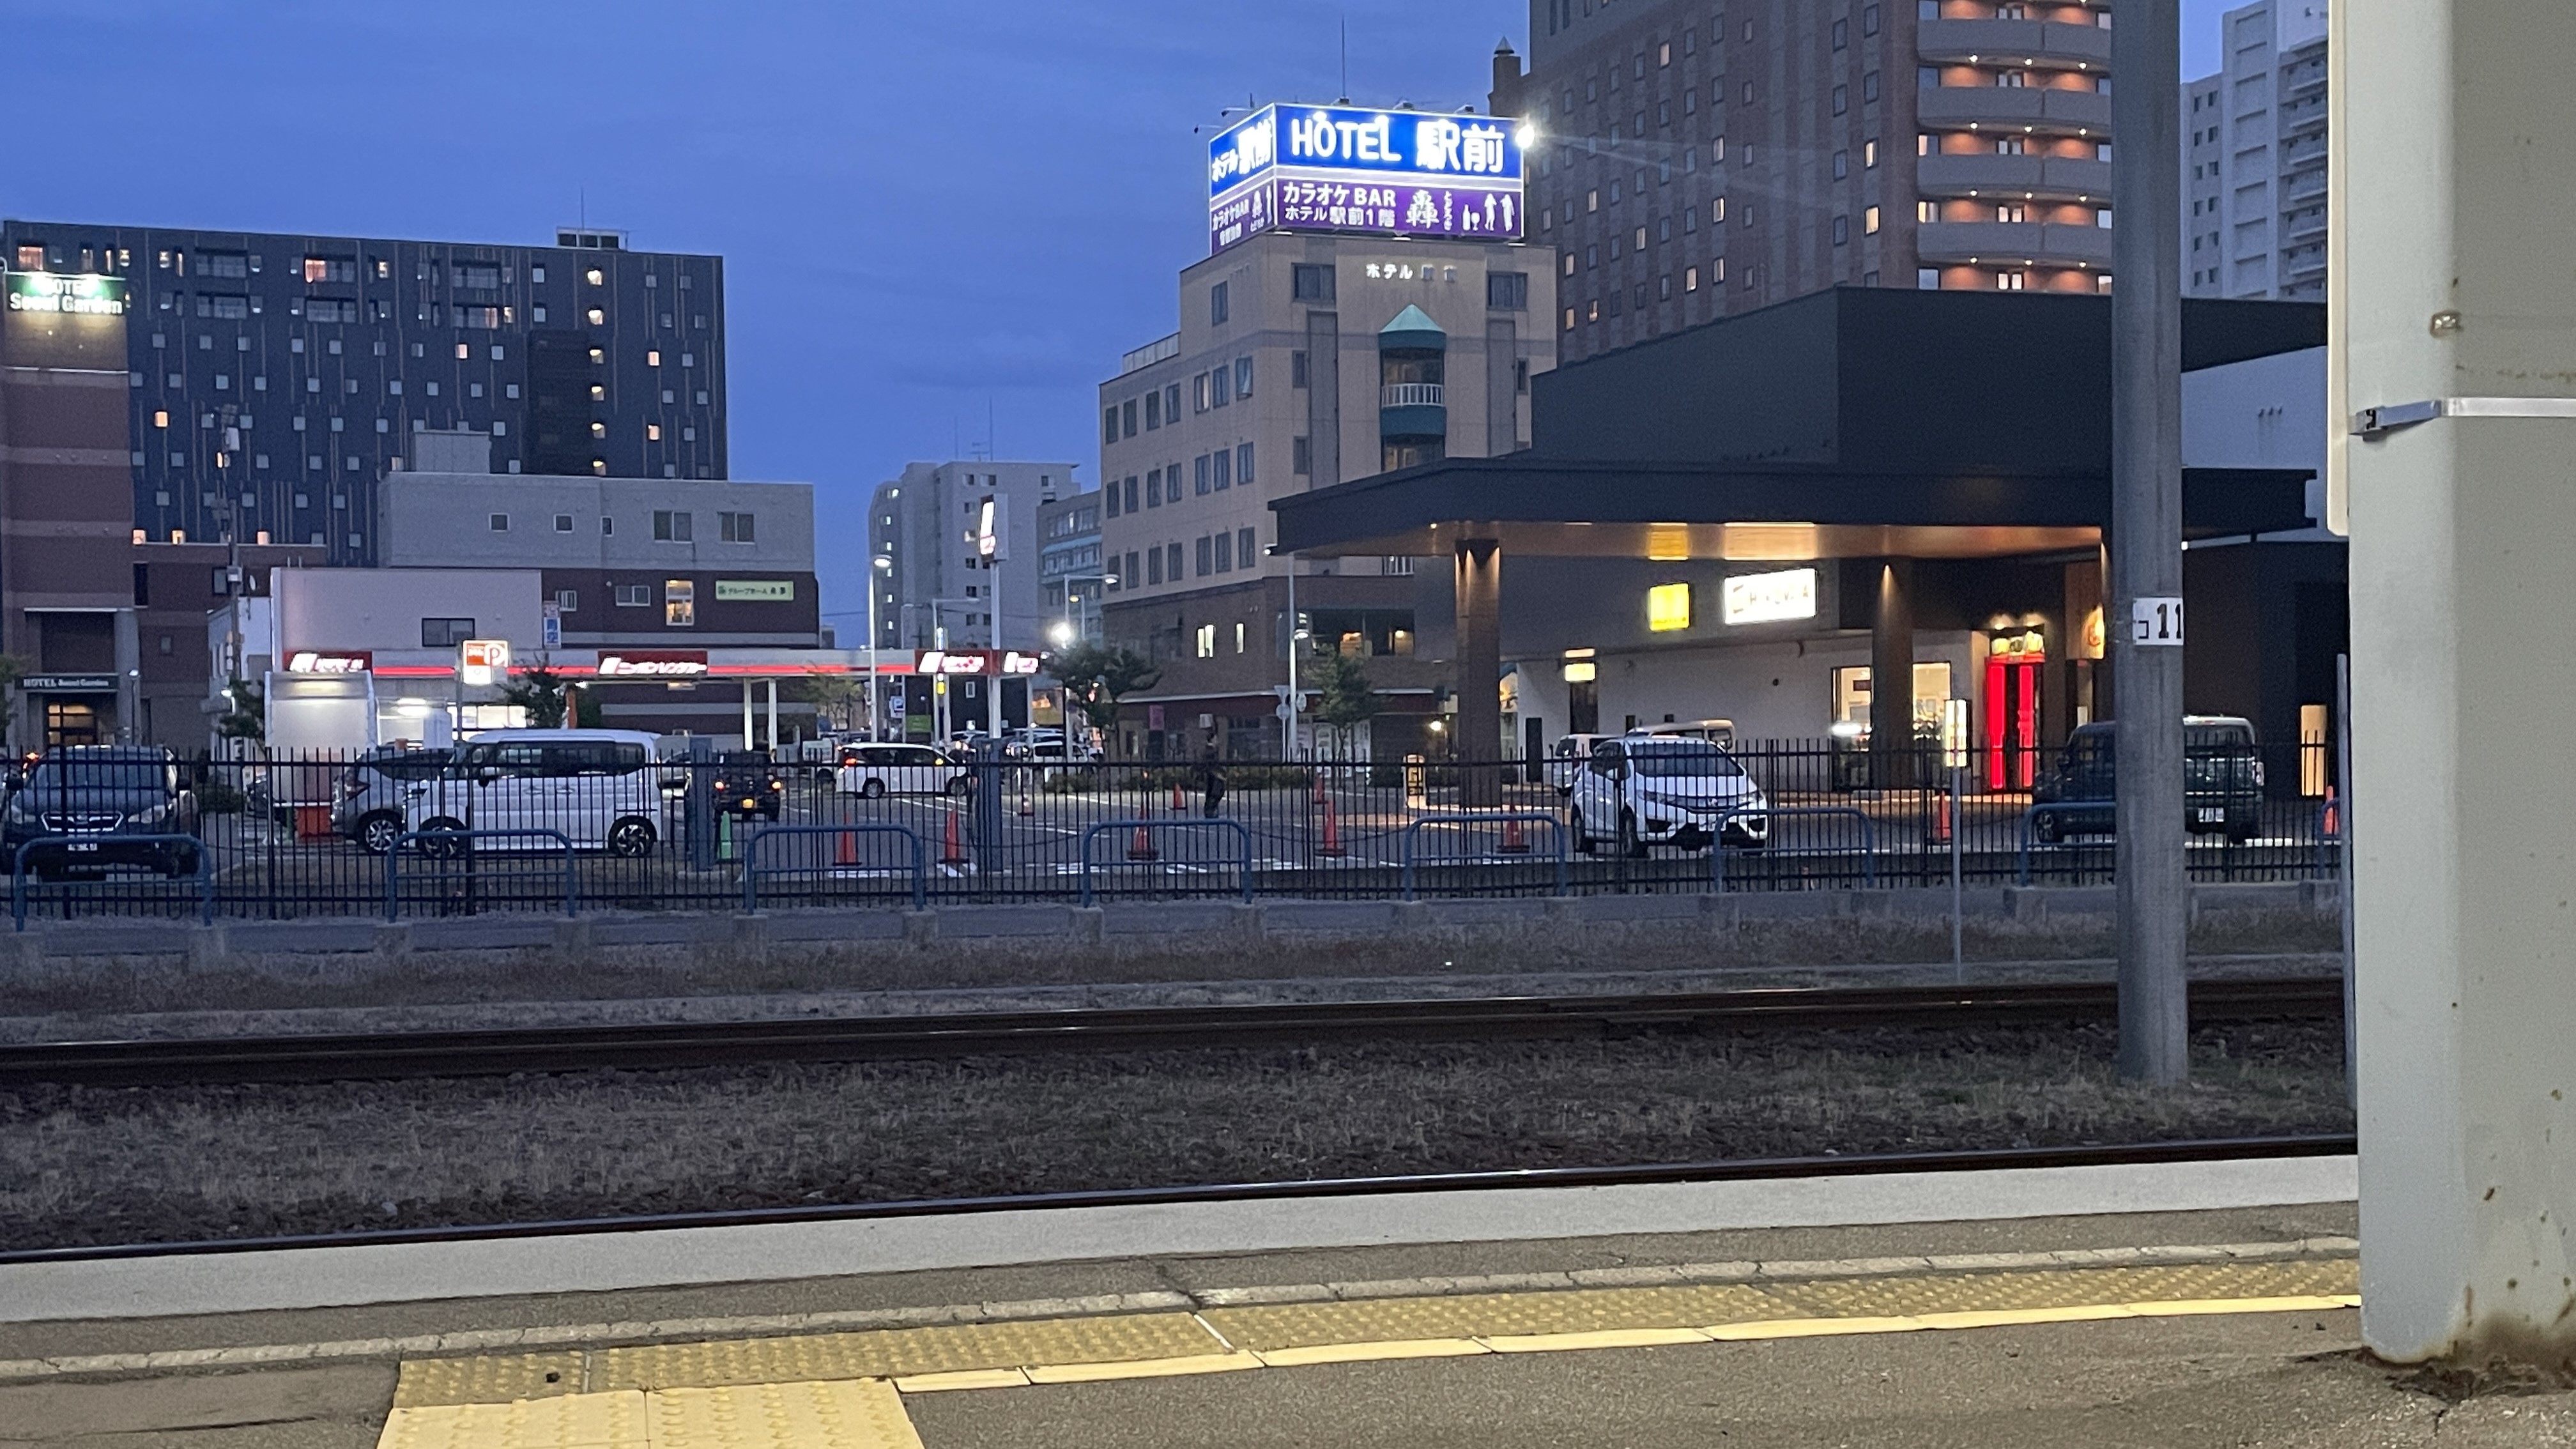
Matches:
[[1864, 206, 1882, 234], [1196, 624, 1216, 657], [1239, 526, 1257, 567], [1919, 200, 1939, 223], [1147, 548, 1164, 586], [488, 513, 510, 532], [1293, 436, 1312, 475], [665, 579, 696, 627], [615, 584, 651, 607], [1123, 397, 1139, 436], [1209, 280, 1229, 325], [1832, 216, 1850, 245], [1997, 271, 2027, 291], [1103, 406, 1119, 445], [1145, 390, 1162, 430], [420, 617, 477, 648], [654, 509, 693, 542], [1236, 441, 1255, 487], [1124, 475, 1140, 512], [1195, 536, 1213, 577], [1147, 470, 1162, 507], [719, 510, 756, 543], [1292, 264, 1335, 302], [1196, 455, 1213, 495], [1167, 542, 1183, 583], [555, 514, 575, 532]]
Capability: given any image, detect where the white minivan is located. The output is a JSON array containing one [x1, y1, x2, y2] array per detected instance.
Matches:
[[1567, 735, 1770, 857], [834, 742, 970, 799], [405, 729, 664, 857]]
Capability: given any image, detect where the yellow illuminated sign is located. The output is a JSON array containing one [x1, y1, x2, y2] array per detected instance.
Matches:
[[1646, 583, 1692, 632]]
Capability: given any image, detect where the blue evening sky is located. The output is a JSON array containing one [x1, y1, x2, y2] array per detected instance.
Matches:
[[0, 0, 2237, 622]]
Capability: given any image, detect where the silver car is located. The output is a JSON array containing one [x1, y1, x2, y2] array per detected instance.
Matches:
[[334, 746, 453, 854]]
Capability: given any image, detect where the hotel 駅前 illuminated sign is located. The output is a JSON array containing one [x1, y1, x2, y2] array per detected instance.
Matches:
[[1208, 103, 1526, 254], [3, 271, 128, 317]]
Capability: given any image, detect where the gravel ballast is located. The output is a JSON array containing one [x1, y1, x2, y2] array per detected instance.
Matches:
[[0, 1019, 2352, 1252]]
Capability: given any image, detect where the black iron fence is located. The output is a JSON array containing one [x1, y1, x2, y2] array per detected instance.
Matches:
[[0, 739, 2342, 924]]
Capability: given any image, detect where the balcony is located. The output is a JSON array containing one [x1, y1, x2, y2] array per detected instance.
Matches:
[[1915, 17, 2113, 69], [1915, 85, 2113, 137], [1119, 333, 1179, 376], [1915, 153, 2113, 203], [1915, 220, 2115, 270], [1380, 381, 1447, 442]]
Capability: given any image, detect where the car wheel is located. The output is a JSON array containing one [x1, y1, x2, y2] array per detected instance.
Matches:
[[1618, 811, 1649, 859], [861, 778, 887, 800], [357, 811, 404, 856], [415, 817, 468, 860], [2034, 813, 2063, 845], [607, 818, 657, 858], [1571, 808, 1595, 855]]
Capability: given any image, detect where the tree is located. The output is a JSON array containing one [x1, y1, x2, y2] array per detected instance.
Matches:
[[799, 669, 866, 734], [1049, 643, 1161, 740], [1308, 650, 1379, 759], [498, 667, 574, 729], [215, 677, 266, 740]]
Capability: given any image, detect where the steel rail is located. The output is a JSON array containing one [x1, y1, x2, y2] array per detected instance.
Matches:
[[0, 977, 2342, 1089], [0, 1133, 2355, 1266]]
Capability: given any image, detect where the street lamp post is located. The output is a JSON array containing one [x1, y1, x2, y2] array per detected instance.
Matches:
[[865, 555, 892, 740]]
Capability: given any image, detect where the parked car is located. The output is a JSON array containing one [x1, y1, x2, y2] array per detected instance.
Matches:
[[712, 749, 785, 822], [1633, 717, 1739, 749], [1, 746, 201, 880], [2029, 716, 2266, 844], [1567, 735, 1768, 857], [405, 729, 664, 857], [1545, 733, 1613, 795], [834, 742, 970, 799], [334, 745, 454, 854]]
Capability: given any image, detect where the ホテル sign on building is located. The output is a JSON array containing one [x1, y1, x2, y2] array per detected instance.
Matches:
[[1207, 104, 1526, 254]]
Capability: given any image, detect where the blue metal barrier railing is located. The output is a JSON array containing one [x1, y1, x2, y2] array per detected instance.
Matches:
[[1398, 812, 1570, 901], [740, 823, 928, 912], [1077, 820, 1254, 907], [1712, 807, 1877, 890], [2016, 804, 2093, 887], [386, 829, 577, 921], [12, 834, 213, 930]]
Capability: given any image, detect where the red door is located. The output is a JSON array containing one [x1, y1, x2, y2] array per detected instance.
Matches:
[[1982, 654, 2044, 790]]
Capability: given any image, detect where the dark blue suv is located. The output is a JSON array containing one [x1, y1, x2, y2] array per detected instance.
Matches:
[[2029, 716, 2265, 845], [1, 746, 203, 879]]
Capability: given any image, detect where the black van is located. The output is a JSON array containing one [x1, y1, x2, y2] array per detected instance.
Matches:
[[2029, 716, 2265, 843]]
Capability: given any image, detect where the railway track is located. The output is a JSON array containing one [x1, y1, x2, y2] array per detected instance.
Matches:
[[0, 976, 2340, 1089], [0, 1133, 2354, 1265]]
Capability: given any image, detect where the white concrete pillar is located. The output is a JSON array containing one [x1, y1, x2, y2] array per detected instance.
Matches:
[[2341, 0, 2576, 1365]]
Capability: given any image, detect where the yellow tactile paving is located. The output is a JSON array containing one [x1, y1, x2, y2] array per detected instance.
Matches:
[[650, 1378, 923, 1449], [378, 1248, 2369, 1449], [376, 1389, 647, 1449], [1761, 1259, 2359, 1319], [588, 1312, 1223, 1393], [394, 1353, 587, 1409], [1201, 1282, 1798, 1351]]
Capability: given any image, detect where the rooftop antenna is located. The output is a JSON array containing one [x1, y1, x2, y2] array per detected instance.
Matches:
[[1339, 15, 1349, 103]]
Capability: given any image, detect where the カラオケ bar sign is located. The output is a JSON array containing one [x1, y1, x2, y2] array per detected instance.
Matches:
[[1208, 103, 1527, 254]]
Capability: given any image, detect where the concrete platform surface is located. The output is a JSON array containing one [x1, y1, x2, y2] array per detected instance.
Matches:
[[12, 1204, 2560, 1448]]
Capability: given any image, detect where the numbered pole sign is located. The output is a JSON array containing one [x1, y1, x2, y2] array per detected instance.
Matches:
[[2132, 597, 2186, 647]]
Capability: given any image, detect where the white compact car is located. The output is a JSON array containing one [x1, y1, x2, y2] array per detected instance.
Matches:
[[834, 743, 971, 799], [1567, 735, 1769, 857], [1545, 733, 1613, 795], [404, 729, 664, 857]]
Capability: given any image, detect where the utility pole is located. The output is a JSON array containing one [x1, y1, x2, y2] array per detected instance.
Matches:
[[2110, 0, 2189, 1084]]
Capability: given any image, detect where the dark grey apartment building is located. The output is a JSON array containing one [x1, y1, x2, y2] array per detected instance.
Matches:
[[0, 222, 727, 564], [1500, 0, 2115, 365]]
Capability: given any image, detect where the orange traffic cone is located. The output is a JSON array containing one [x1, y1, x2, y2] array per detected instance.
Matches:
[[1500, 816, 1531, 854], [1170, 781, 1186, 812], [1317, 794, 1347, 859], [2322, 785, 2339, 838], [940, 809, 969, 868], [834, 829, 859, 868]]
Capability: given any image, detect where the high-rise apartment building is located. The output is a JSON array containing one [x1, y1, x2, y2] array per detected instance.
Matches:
[[1505, 0, 2114, 364], [2182, 0, 2327, 301], [867, 461, 1080, 653], [0, 221, 727, 564], [1096, 229, 1555, 758]]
